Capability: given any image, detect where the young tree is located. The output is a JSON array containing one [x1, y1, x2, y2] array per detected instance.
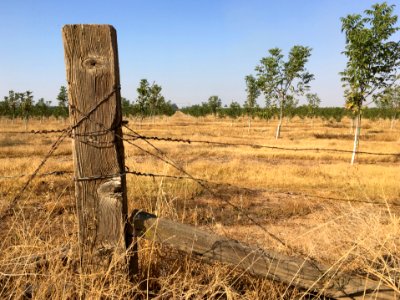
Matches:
[[256, 46, 314, 139], [340, 2, 400, 164], [306, 93, 321, 126], [148, 82, 165, 118], [227, 101, 242, 126], [244, 74, 260, 130], [20, 91, 34, 129], [135, 79, 168, 122], [375, 84, 400, 129], [121, 97, 133, 117], [5, 90, 20, 122], [136, 79, 150, 120], [57, 86, 69, 120], [207, 95, 222, 116], [284, 95, 299, 123], [0, 98, 9, 117], [35, 98, 51, 121]]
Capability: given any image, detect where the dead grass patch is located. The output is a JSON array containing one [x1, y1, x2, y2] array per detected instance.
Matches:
[[0, 117, 399, 298]]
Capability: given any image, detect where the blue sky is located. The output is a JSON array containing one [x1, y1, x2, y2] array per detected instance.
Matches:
[[0, 0, 399, 107]]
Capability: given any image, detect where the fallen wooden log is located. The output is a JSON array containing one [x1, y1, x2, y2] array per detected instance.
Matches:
[[130, 210, 397, 300]]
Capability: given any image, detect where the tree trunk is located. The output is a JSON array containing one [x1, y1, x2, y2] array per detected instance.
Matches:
[[248, 115, 251, 132], [275, 101, 283, 139], [351, 112, 362, 165]]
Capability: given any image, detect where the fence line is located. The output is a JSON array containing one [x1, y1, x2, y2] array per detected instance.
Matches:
[[123, 131, 400, 157], [0, 170, 73, 180], [1, 114, 399, 267], [0, 129, 69, 135], [1, 126, 399, 157], [0, 114, 398, 298]]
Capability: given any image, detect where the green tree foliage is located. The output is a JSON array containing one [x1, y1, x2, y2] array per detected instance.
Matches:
[[20, 91, 34, 128], [283, 95, 299, 121], [57, 86, 69, 118], [5, 90, 20, 120], [244, 75, 260, 128], [180, 102, 211, 117], [340, 2, 400, 164], [148, 83, 165, 117], [256, 46, 314, 138], [306, 93, 321, 120], [35, 98, 51, 120], [244, 75, 260, 113], [136, 79, 150, 118], [207, 95, 222, 116], [132, 79, 177, 118], [375, 83, 400, 128], [227, 101, 242, 119], [121, 97, 134, 117]]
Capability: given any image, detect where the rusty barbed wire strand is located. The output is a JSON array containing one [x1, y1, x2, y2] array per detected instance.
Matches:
[[125, 170, 207, 182], [2, 122, 397, 157], [69, 86, 120, 131], [0, 170, 73, 180], [123, 131, 400, 157], [0, 129, 69, 135]]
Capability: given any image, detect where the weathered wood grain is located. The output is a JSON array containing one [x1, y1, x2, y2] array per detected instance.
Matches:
[[62, 25, 132, 271], [131, 211, 397, 300]]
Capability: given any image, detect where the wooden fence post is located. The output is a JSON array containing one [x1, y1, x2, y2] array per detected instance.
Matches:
[[62, 24, 135, 275]]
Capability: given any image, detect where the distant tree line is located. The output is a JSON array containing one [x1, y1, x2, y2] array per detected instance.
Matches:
[[0, 88, 68, 121], [181, 99, 400, 124], [0, 79, 179, 121]]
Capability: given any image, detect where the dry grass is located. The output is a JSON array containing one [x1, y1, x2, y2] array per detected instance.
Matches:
[[0, 115, 399, 299]]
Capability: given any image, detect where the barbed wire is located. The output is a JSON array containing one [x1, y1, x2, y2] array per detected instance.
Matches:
[[2, 122, 398, 157], [123, 132, 400, 157], [0, 129, 69, 135], [0, 170, 73, 180], [125, 169, 207, 182]]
